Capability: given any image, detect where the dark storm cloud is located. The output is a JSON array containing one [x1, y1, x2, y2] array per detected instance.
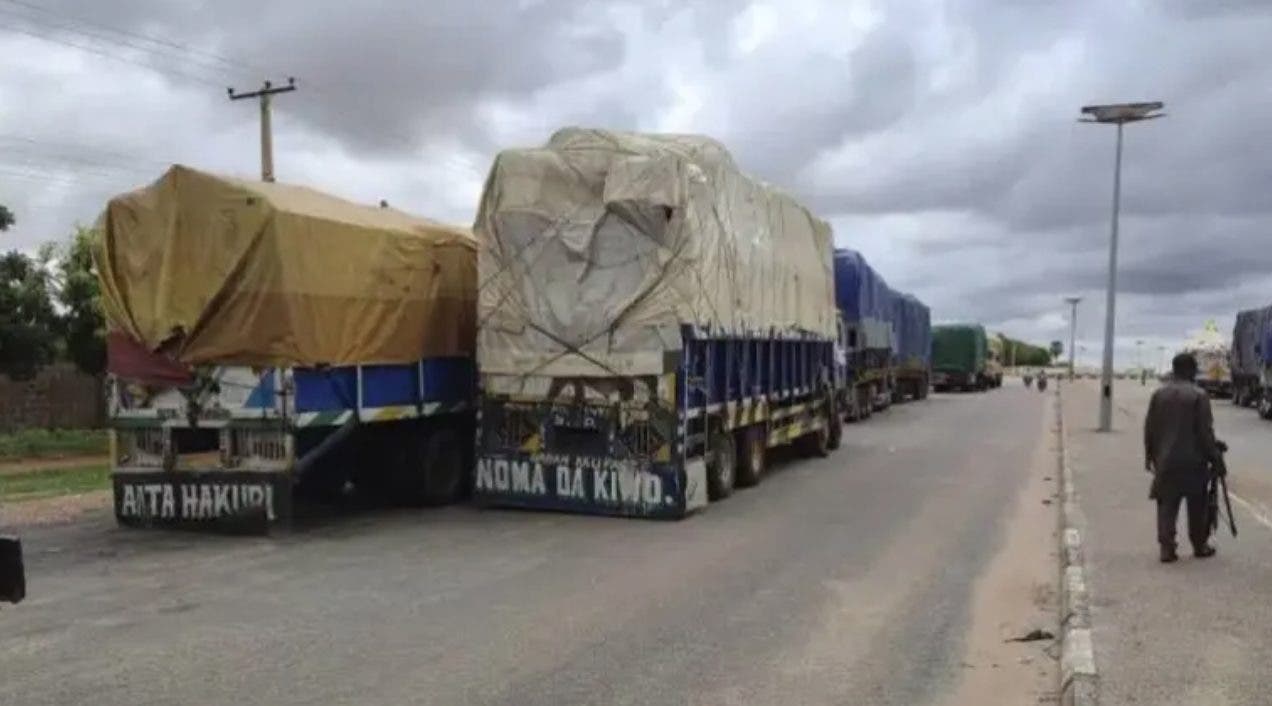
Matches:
[[5, 0, 1272, 361], [718, 24, 918, 184], [36, 0, 628, 153]]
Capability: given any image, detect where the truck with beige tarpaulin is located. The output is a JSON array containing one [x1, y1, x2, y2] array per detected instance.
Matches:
[[472, 128, 843, 517], [96, 166, 477, 528]]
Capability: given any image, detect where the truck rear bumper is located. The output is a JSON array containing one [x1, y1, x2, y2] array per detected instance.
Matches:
[[1198, 380, 1233, 398], [113, 469, 291, 532], [472, 452, 706, 519]]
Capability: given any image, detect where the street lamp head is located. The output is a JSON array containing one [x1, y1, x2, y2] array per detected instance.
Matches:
[[1079, 102, 1165, 124], [1064, 296, 1083, 305]]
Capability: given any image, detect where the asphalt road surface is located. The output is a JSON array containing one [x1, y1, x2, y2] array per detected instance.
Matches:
[[1, 386, 1057, 706]]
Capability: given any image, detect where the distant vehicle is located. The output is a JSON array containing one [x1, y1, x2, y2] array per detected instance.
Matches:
[[985, 335, 1005, 388], [1182, 320, 1232, 399], [833, 249, 893, 418], [931, 324, 991, 392], [890, 293, 933, 404], [1231, 307, 1272, 408]]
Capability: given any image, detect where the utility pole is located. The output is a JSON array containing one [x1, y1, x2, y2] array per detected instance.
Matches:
[[1065, 297, 1082, 382], [228, 77, 297, 182]]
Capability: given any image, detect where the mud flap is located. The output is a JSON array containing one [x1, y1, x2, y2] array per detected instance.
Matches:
[[684, 457, 709, 511], [113, 471, 292, 534]]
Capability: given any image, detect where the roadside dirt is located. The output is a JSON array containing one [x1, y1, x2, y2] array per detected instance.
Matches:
[[0, 490, 111, 529], [0, 455, 108, 475], [937, 396, 1060, 705]]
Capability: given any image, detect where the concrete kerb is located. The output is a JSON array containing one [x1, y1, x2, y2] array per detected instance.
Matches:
[[1055, 385, 1098, 706]]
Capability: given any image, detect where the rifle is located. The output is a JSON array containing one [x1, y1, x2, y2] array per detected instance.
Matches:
[[1210, 441, 1237, 538]]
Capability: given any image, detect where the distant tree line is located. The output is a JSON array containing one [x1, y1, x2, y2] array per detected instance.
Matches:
[[0, 204, 105, 381], [997, 334, 1053, 367]]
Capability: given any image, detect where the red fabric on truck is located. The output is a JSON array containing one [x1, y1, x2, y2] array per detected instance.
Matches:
[[106, 331, 194, 386]]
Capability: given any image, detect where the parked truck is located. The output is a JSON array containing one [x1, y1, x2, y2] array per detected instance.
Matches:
[[96, 166, 478, 528], [985, 335, 1005, 388], [1182, 320, 1232, 399], [1231, 309, 1271, 408], [833, 249, 896, 419], [931, 324, 990, 392], [891, 292, 932, 402], [472, 129, 841, 518]]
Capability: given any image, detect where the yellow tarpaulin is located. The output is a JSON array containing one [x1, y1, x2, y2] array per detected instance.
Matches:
[[95, 165, 476, 367]]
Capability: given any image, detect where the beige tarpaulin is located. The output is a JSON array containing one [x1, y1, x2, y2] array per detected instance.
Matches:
[[95, 165, 476, 367], [475, 128, 836, 380]]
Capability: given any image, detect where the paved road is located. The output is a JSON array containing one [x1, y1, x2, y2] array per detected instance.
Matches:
[[1, 387, 1056, 706], [1063, 380, 1272, 706]]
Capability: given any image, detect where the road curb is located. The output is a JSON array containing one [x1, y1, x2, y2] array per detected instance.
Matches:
[[1055, 385, 1098, 706]]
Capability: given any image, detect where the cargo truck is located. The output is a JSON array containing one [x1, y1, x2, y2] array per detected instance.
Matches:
[[97, 166, 478, 529], [985, 335, 1005, 388], [833, 249, 896, 419], [931, 324, 990, 392], [1182, 321, 1232, 399], [891, 292, 932, 402], [1232, 307, 1272, 410], [472, 129, 841, 518]]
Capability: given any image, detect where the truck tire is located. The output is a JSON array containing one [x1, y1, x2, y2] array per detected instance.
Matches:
[[826, 394, 842, 451], [735, 426, 765, 488], [1260, 398, 1272, 421], [417, 428, 466, 506], [378, 426, 465, 507], [707, 431, 736, 500], [918, 377, 930, 399], [800, 413, 831, 458]]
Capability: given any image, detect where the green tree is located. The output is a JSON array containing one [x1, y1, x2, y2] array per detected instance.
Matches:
[[0, 205, 13, 231], [48, 227, 106, 375], [0, 250, 59, 380]]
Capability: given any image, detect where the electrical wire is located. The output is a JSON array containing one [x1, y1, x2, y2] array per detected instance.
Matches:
[[0, 0, 265, 76]]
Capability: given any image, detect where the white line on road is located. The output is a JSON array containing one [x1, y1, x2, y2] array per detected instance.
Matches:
[[1230, 491, 1272, 531]]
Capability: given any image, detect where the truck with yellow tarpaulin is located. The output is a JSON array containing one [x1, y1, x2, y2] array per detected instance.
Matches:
[[96, 166, 477, 528]]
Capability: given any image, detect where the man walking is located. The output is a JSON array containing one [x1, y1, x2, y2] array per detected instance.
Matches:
[[1144, 352, 1223, 562]]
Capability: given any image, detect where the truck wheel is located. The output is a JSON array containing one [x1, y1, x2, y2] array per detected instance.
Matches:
[[800, 413, 831, 458], [1260, 398, 1272, 421], [707, 431, 737, 500], [918, 378, 930, 399], [825, 394, 842, 451], [735, 427, 765, 488], [418, 428, 465, 506]]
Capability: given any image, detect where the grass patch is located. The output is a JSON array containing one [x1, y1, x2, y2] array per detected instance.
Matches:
[[0, 464, 111, 502], [0, 428, 108, 461]]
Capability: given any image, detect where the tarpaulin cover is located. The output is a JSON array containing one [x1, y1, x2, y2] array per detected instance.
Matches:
[[475, 128, 836, 378], [1231, 308, 1270, 375], [95, 165, 476, 368], [832, 248, 894, 351], [892, 293, 931, 367], [932, 324, 987, 373]]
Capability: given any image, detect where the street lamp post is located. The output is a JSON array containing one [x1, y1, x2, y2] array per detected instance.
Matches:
[[1080, 101, 1165, 432], [1065, 297, 1082, 381]]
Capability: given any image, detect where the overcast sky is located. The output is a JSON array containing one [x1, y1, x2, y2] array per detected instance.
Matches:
[[2, 0, 1270, 369]]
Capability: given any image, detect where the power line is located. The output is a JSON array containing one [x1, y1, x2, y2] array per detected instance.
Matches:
[[0, 134, 173, 170], [0, 24, 227, 87], [0, 6, 245, 83], [0, 0, 264, 76], [0, 164, 126, 185]]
